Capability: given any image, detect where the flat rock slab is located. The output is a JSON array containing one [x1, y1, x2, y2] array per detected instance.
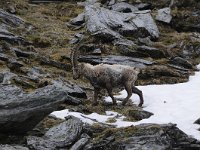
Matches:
[[27, 116, 83, 149], [0, 82, 85, 134], [78, 55, 155, 68]]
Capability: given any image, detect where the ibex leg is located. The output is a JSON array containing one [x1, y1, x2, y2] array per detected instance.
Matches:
[[106, 85, 117, 105], [93, 88, 100, 106], [122, 83, 132, 106], [132, 86, 143, 107]]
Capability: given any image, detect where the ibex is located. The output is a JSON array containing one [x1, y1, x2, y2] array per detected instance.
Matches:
[[71, 44, 144, 107]]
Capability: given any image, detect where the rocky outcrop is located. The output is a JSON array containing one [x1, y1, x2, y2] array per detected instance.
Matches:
[[0, 82, 86, 134], [85, 5, 159, 41], [84, 123, 200, 150], [27, 116, 83, 150], [26, 117, 200, 150], [70, 3, 159, 42]]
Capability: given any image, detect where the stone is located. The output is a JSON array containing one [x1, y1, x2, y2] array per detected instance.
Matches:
[[126, 109, 153, 120], [135, 3, 151, 10], [52, 79, 87, 98], [39, 56, 71, 71], [156, 7, 172, 24], [12, 48, 36, 58], [0, 53, 10, 62], [7, 59, 24, 70], [0, 145, 29, 150], [170, 57, 193, 69], [27, 116, 83, 149], [78, 55, 155, 68], [137, 45, 165, 58], [194, 118, 200, 125], [138, 37, 153, 46], [0, 27, 27, 45], [85, 5, 159, 41], [0, 71, 17, 84], [0, 82, 85, 134], [70, 12, 85, 26], [27, 66, 50, 81], [110, 2, 139, 13], [70, 134, 90, 150]]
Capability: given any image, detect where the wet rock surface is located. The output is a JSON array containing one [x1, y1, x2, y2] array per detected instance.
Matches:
[[0, 82, 85, 134]]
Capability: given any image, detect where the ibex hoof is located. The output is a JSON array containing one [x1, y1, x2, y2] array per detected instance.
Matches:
[[138, 103, 143, 107]]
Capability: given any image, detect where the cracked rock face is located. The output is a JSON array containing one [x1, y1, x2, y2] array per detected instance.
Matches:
[[0, 83, 85, 134], [27, 116, 83, 150], [84, 5, 159, 41]]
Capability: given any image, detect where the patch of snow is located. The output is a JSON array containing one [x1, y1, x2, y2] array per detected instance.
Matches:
[[51, 109, 124, 125], [51, 64, 200, 140]]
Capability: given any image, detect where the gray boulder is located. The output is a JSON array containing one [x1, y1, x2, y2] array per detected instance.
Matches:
[[0, 82, 85, 134], [85, 5, 159, 41], [27, 116, 83, 150], [156, 7, 172, 24]]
